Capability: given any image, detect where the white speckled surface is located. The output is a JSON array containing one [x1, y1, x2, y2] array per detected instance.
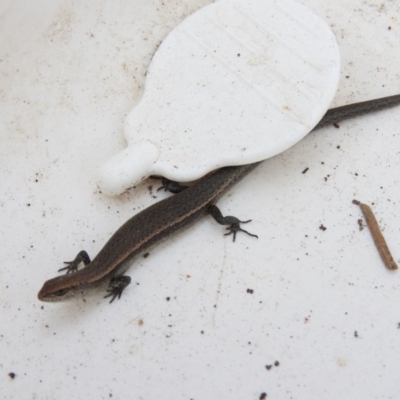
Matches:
[[1, 1, 400, 399]]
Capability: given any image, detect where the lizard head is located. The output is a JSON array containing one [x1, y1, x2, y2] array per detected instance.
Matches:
[[37, 274, 82, 302]]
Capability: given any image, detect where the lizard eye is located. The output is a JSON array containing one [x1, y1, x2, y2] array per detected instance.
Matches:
[[54, 289, 67, 297]]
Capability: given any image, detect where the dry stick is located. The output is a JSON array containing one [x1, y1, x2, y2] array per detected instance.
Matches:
[[353, 200, 398, 270]]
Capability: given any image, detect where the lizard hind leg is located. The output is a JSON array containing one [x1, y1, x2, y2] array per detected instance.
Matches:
[[208, 204, 258, 242]]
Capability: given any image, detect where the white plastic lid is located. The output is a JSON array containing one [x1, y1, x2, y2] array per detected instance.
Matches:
[[98, 0, 340, 195]]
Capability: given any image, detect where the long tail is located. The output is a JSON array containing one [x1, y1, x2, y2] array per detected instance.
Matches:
[[315, 94, 400, 129]]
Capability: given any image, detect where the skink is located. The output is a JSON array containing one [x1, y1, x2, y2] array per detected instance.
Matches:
[[38, 94, 400, 302]]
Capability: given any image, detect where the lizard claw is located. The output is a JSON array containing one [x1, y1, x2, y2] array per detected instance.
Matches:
[[104, 276, 132, 303]]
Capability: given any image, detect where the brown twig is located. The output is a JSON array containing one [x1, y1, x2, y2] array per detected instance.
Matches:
[[353, 200, 398, 270]]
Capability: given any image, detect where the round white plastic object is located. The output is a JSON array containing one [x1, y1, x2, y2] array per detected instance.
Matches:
[[98, 0, 340, 196]]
